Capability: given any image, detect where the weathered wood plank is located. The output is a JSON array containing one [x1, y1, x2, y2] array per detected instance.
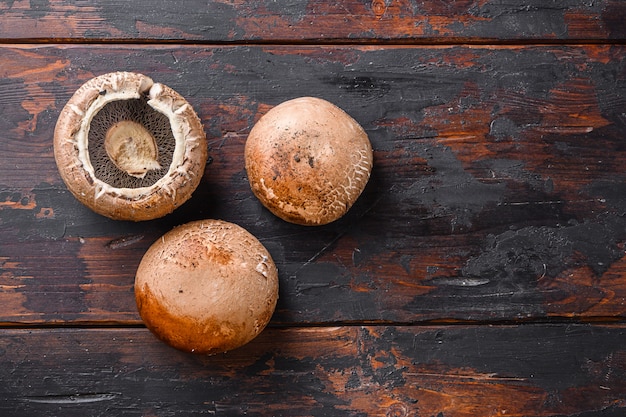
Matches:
[[1, 44, 625, 324], [0, 324, 624, 416], [0, 0, 625, 42]]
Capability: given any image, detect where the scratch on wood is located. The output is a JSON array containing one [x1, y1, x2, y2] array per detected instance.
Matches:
[[22, 392, 120, 404], [437, 135, 480, 144], [296, 282, 333, 292], [290, 230, 347, 279], [497, 198, 604, 206], [535, 126, 595, 134], [430, 278, 491, 287], [106, 235, 144, 250], [406, 372, 527, 382], [0, 285, 26, 290]]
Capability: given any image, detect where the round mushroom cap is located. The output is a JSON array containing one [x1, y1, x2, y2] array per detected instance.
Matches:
[[135, 219, 279, 354], [53, 72, 207, 221], [244, 97, 373, 226]]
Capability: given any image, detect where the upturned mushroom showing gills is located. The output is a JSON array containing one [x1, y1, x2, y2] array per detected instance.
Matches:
[[53, 72, 207, 221], [244, 97, 373, 226], [134, 219, 279, 355]]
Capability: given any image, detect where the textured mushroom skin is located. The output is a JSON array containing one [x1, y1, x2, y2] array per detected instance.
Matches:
[[135, 219, 279, 354], [245, 97, 373, 225], [53, 72, 207, 221]]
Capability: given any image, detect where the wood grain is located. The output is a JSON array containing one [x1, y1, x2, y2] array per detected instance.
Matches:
[[1, 44, 625, 324], [1, 2, 625, 416], [0, 1, 624, 42], [0, 324, 624, 416]]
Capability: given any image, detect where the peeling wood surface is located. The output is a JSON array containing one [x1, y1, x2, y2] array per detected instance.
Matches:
[[0, 0, 625, 42], [1, 1, 625, 416], [1, 44, 625, 324], [1, 325, 626, 417]]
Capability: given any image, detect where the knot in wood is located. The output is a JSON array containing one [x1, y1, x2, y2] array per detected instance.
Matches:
[[386, 402, 408, 417], [371, 0, 387, 18]]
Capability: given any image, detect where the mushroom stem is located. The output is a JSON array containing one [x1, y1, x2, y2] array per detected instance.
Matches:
[[104, 120, 161, 179]]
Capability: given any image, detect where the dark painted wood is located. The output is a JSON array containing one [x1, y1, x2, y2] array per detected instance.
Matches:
[[1, 3, 625, 416], [0, 324, 625, 417], [0, 1, 625, 42], [1, 44, 625, 324]]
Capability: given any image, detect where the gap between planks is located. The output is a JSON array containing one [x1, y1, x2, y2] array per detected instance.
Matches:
[[0, 37, 625, 47], [0, 316, 624, 331]]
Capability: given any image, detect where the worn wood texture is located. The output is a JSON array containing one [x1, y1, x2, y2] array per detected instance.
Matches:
[[0, 324, 625, 416], [1, 2, 625, 416], [0, 0, 625, 42], [1, 44, 625, 324]]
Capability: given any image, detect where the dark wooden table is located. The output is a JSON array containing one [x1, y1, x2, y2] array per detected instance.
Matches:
[[1, 1, 626, 416]]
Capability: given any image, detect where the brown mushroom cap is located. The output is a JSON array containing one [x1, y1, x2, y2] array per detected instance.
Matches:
[[134, 219, 279, 354], [244, 97, 373, 226], [53, 72, 207, 221]]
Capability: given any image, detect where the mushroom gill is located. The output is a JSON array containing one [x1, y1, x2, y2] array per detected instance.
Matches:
[[89, 98, 175, 188]]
